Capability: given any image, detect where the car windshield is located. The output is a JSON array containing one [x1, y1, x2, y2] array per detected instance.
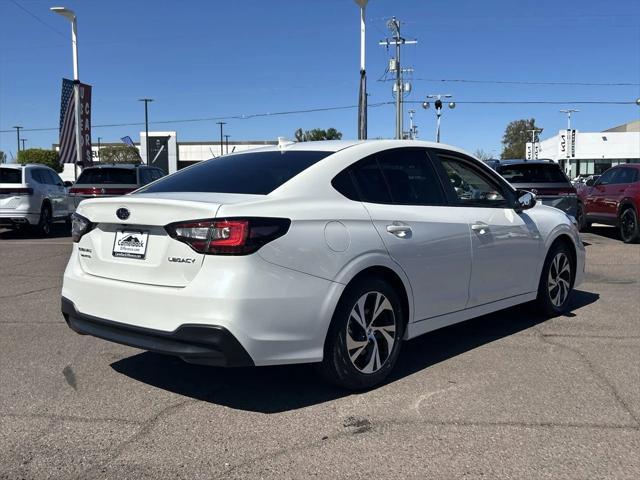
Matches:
[[499, 164, 568, 183], [0, 168, 22, 183], [76, 168, 137, 185], [137, 150, 332, 195]]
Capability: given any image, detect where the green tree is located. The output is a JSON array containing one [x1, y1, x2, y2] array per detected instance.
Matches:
[[501, 118, 541, 159], [0, 150, 6, 164], [99, 145, 141, 164], [294, 127, 343, 142], [17, 148, 63, 173]]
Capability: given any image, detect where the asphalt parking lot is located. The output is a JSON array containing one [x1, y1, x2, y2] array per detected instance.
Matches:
[[0, 225, 638, 479]]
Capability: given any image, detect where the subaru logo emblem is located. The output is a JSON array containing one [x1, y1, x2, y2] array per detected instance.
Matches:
[[116, 208, 130, 220]]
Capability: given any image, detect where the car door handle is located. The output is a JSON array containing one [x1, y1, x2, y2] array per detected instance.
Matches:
[[471, 222, 489, 234], [386, 223, 412, 238]]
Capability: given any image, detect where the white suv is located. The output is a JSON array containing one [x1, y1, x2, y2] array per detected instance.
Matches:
[[61, 140, 585, 389], [0, 164, 73, 235]]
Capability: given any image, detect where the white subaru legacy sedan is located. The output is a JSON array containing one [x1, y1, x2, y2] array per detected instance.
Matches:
[[62, 140, 584, 389]]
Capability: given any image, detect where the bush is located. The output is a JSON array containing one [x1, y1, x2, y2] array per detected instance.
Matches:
[[17, 149, 63, 173], [99, 145, 141, 164]]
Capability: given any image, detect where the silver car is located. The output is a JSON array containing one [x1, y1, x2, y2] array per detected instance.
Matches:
[[0, 164, 73, 235]]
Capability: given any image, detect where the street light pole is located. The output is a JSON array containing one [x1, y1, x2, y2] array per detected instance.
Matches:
[[423, 94, 454, 143], [217, 122, 226, 156], [559, 109, 579, 130], [354, 0, 369, 140], [51, 7, 82, 180], [138, 98, 154, 164], [12, 126, 22, 154]]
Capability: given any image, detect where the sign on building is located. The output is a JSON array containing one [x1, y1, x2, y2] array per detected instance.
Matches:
[[559, 129, 577, 158]]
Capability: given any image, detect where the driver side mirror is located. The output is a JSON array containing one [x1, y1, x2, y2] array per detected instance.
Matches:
[[585, 178, 595, 187], [63, 181, 74, 188], [514, 189, 536, 212]]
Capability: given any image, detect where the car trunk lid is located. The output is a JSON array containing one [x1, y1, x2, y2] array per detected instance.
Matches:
[[75, 193, 262, 287]]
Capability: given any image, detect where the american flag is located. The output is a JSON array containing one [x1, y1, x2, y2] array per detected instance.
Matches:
[[59, 78, 76, 164]]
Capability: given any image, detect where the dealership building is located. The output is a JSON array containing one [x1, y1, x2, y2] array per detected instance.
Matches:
[[527, 120, 640, 179], [57, 132, 277, 181]]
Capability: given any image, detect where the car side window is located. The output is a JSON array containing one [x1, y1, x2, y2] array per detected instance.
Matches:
[[139, 169, 152, 186], [46, 170, 62, 185], [30, 170, 46, 184], [376, 148, 445, 206], [615, 168, 635, 185], [349, 157, 392, 204], [596, 169, 616, 185], [437, 155, 508, 207]]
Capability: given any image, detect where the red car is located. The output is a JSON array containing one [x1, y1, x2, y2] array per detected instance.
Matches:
[[577, 163, 640, 243]]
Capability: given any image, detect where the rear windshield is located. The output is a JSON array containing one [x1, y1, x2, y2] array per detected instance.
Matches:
[[0, 168, 22, 184], [76, 168, 137, 185], [498, 164, 569, 184], [137, 150, 332, 195]]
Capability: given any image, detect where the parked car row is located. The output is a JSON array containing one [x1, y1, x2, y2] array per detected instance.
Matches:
[[0, 163, 165, 235]]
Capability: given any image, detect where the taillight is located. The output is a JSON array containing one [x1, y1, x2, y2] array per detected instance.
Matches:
[[165, 217, 290, 255], [0, 187, 33, 196], [71, 213, 94, 243]]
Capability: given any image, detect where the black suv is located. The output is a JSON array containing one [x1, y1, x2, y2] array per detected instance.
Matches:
[[485, 159, 577, 217]]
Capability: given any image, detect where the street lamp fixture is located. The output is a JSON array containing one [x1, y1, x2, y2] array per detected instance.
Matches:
[[423, 94, 454, 142]]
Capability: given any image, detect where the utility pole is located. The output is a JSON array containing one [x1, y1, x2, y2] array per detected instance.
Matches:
[[12, 126, 22, 154], [217, 122, 226, 156], [139, 98, 154, 164], [354, 0, 369, 140], [224, 135, 230, 154], [559, 109, 579, 130], [21, 139, 27, 151], [97, 136, 101, 163], [379, 17, 417, 139]]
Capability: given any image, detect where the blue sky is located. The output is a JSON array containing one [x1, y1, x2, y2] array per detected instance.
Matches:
[[1, 0, 639, 160]]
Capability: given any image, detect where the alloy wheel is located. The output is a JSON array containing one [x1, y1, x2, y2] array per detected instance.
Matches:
[[346, 291, 396, 374], [547, 253, 571, 307]]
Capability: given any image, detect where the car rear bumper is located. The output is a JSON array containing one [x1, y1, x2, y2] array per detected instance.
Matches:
[[62, 297, 254, 366], [0, 211, 40, 226], [61, 245, 345, 366]]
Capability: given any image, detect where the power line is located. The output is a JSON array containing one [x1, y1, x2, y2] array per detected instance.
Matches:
[[414, 78, 640, 87], [0, 102, 391, 133], [8, 0, 67, 39], [1, 99, 636, 134]]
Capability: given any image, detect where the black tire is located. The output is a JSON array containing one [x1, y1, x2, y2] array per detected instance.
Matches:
[[37, 204, 53, 237], [576, 202, 590, 231], [619, 207, 640, 244], [318, 276, 405, 390], [536, 242, 574, 316]]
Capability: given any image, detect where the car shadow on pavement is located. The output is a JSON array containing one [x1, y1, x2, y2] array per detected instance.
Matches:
[[585, 225, 622, 242], [111, 289, 599, 414], [0, 224, 70, 240]]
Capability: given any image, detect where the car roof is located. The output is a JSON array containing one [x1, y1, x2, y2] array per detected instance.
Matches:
[[241, 139, 474, 157], [82, 163, 145, 170], [610, 163, 640, 170], [0, 163, 53, 169], [492, 159, 556, 165]]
